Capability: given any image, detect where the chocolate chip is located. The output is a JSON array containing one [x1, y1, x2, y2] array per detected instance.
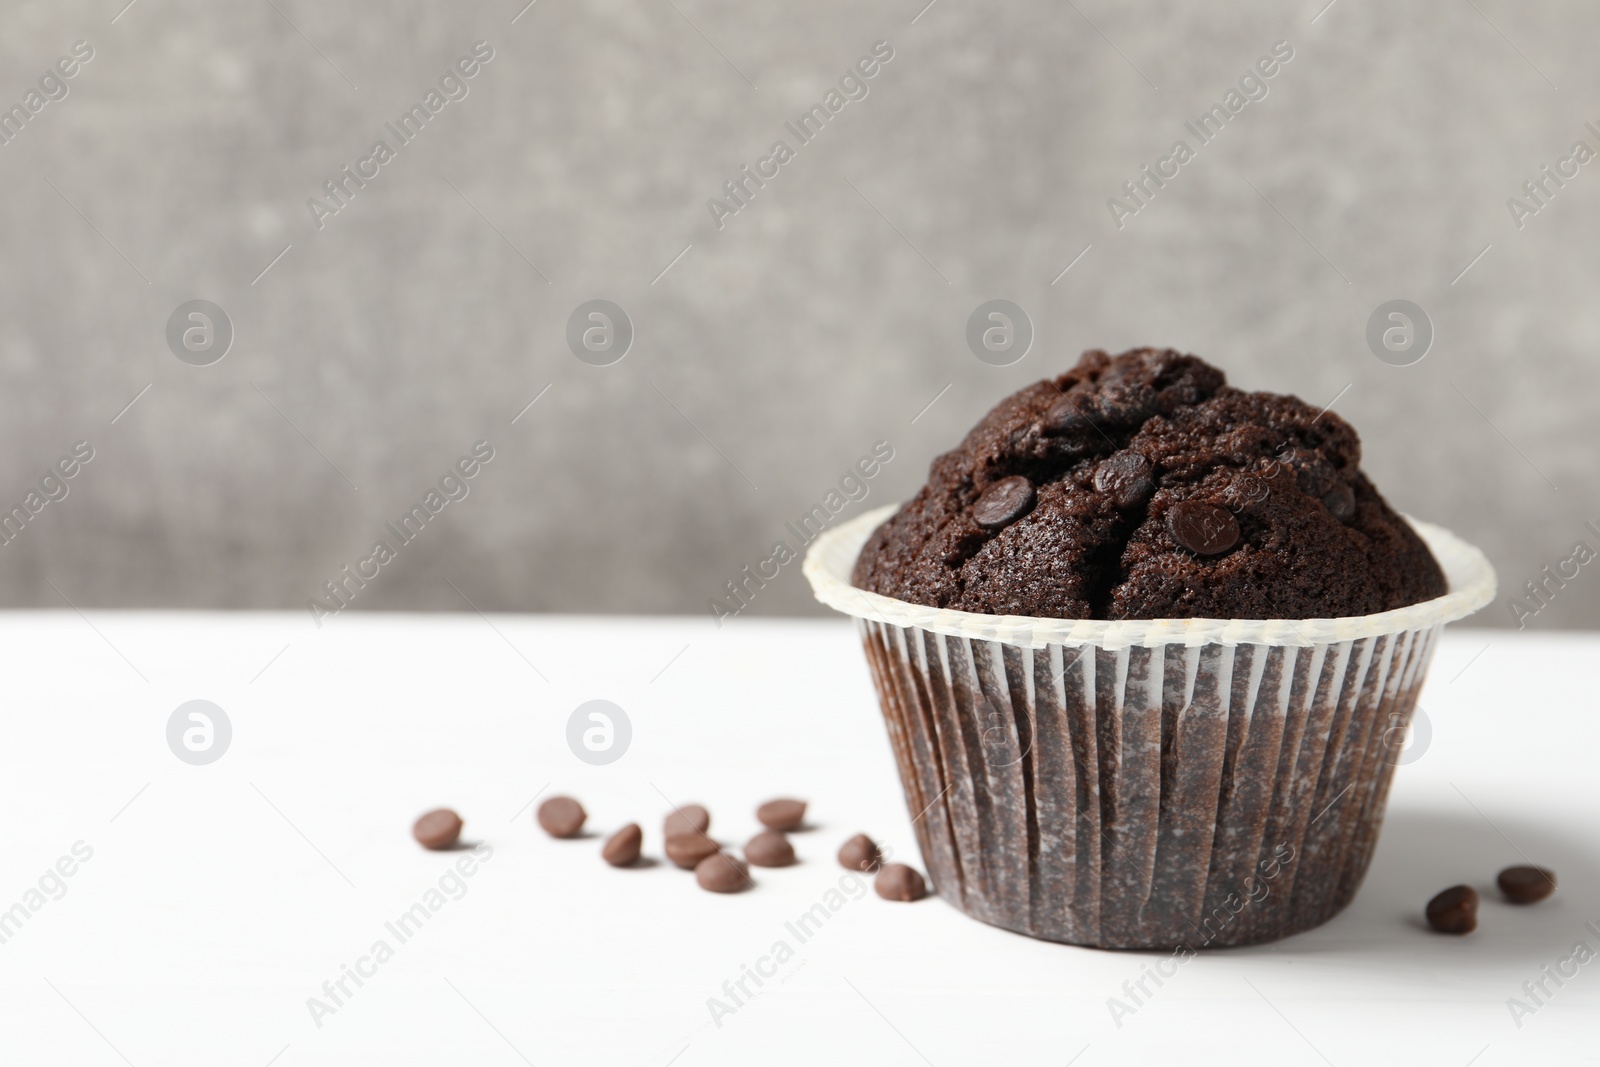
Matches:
[[1425, 885, 1478, 934], [838, 834, 882, 872], [695, 853, 750, 893], [663, 804, 710, 838], [1166, 500, 1240, 556], [756, 798, 806, 831], [1498, 865, 1556, 904], [1281, 447, 1336, 498], [1042, 394, 1092, 435], [412, 808, 463, 851], [1094, 382, 1157, 427], [1094, 452, 1155, 510], [1322, 483, 1356, 523], [973, 476, 1034, 530], [537, 796, 586, 839], [874, 863, 927, 902], [665, 833, 720, 870], [602, 823, 642, 867], [745, 830, 796, 867]]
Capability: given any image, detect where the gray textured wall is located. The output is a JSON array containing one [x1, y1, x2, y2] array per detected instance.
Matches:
[[0, 0, 1594, 629]]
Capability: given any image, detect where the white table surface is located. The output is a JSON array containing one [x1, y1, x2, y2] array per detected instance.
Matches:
[[1, 613, 1593, 1066]]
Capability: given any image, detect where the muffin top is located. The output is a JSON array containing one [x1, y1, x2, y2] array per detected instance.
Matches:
[[852, 348, 1447, 620]]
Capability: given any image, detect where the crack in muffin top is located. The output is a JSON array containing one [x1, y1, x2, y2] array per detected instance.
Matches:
[[852, 347, 1447, 620]]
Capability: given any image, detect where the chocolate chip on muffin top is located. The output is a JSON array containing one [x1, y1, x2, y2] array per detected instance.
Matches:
[[852, 347, 1446, 620]]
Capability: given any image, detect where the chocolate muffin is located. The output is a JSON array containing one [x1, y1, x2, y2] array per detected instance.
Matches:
[[853, 347, 1446, 619], [811, 356, 1496, 949]]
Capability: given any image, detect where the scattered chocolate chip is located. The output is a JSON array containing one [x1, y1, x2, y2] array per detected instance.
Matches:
[[838, 834, 882, 872], [875, 863, 927, 902], [1322, 483, 1356, 523], [973, 476, 1035, 530], [1094, 452, 1155, 510], [1166, 500, 1240, 556], [663, 804, 710, 838], [1425, 885, 1478, 934], [665, 833, 720, 870], [537, 796, 586, 839], [745, 830, 796, 867], [695, 852, 751, 893], [412, 809, 463, 850], [1498, 865, 1557, 904], [602, 823, 642, 867], [1042, 394, 1092, 435], [756, 798, 806, 831]]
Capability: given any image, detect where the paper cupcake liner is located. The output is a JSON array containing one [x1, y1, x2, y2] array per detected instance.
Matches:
[[805, 505, 1495, 949]]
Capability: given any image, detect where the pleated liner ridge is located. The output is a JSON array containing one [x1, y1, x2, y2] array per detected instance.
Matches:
[[857, 619, 1438, 949]]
